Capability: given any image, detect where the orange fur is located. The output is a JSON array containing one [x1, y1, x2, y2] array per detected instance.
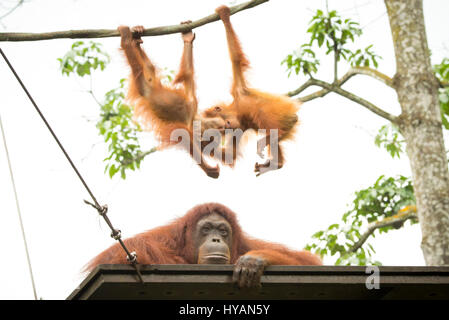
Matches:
[[118, 25, 221, 178], [202, 6, 301, 175], [84, 203, 322, 272]]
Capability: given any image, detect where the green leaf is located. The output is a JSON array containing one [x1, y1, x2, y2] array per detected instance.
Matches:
[[108, 164, 118, 178], [57, 41, 110, 77], [91, 79, 156, 180], [317, 33, 324, 47], [374, 123, 404, 158], [305, 175, 415, 266], [285, 7, 381, 77]]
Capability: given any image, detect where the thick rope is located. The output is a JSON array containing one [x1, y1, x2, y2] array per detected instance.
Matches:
[[0, 47, 143, 283]]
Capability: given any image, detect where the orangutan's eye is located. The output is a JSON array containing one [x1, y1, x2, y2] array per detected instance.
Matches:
[[202, 225, 211, 234]]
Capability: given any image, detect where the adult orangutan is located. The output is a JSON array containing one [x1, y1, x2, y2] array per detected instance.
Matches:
[[202, 6, 301, 176], [85, 203, 322, 288]]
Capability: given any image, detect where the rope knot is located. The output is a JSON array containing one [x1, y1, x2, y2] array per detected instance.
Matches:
[[127, 251, 138, 264], [83, 200, 108, 216], [98, 204, 108, 216], [111, 229, 122, 240]]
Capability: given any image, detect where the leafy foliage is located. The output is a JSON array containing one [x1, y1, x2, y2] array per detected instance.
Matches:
[[434, 58, 449, 130], [58, 41, 110, 77], [282, 44, 320, 77], [282, 8, 381, 78], [97, 79, 155, 179], [374, 123, 405, 158], [307, 9, 361, 59], [305, 176, 416, 265], [347, 44, 381, 68], [58, 41, 155, 179], [373, 58, 449, 159]]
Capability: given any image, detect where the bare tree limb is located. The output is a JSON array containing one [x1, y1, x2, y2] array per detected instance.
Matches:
[[350, 66, 393, 87], [298, 89, 332, 102], [0, 0, 268, 42], [301, 78, 398, 122], [348, 205, 418, 253], [286, 78, 315, 97], [287, 71, 397, 122], [287, 66, 393, 98]]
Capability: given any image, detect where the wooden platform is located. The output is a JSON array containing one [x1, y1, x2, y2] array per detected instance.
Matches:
[[67, 264, 449, 300]]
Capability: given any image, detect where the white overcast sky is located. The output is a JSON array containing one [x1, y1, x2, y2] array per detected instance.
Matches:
[[1, 0, 448, 300]]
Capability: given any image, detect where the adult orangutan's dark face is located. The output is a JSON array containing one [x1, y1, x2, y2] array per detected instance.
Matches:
[[194, 212, 232, 264]]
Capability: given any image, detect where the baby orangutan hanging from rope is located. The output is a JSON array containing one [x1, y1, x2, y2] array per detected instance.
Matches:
[[118, 5, 301, 178]]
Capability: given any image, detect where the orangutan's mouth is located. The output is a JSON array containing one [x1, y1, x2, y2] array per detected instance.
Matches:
[[204, 254, 230, 263]]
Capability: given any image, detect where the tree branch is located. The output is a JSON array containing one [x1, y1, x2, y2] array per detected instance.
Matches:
[[0, 0, 268, 42], [120, 147, 158, 166], [287, 66, 393, 99], [307, 78, 397, 122], [286, 78, 315, 97], [349, 66, 393, 87], [348, 205, 418, 253], [330, 27, 339, 83], [287, 71, 397, 123]]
